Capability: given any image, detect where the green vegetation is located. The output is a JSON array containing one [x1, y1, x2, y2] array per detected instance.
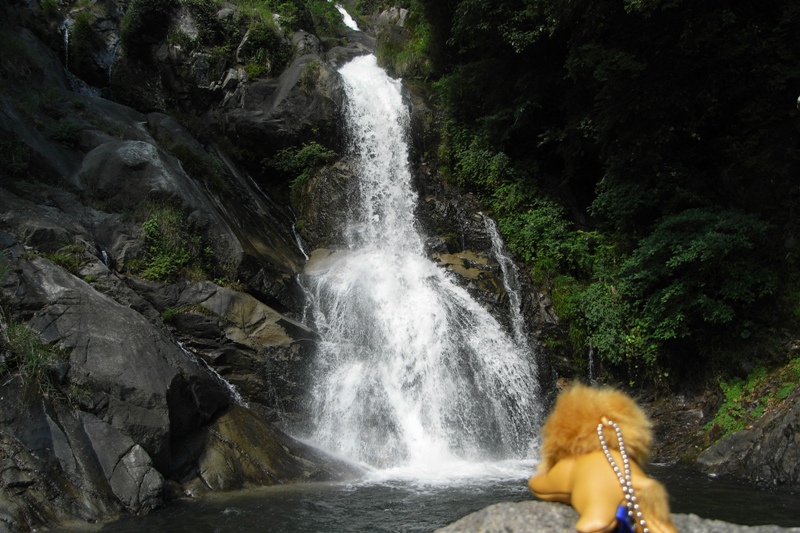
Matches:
[[181, 0, 225, 45], [298, 59, 321, 94], [40, 0, 60, 19], [265, 141, 337, 189], [70, 11, 102, 78], [165, 141, 226, 190], [0, 140, 31, 178], [120, 0, 347, 72], [0, 31, 37, 80], [46, 244, 87, 275], [0, 311, 70, 398], [161, 306, 179, 323], [240, 19, 291, 78], [47, 119, 82, 147], [705, 359, 800, 439], [376, 7, 432, 79], [135, 203, 215, 283], [306, 0, 344, 37], [407, 0, 800, 385]]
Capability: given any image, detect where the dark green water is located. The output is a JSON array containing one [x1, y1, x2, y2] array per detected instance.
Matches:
[[56, 461, 799, 532]]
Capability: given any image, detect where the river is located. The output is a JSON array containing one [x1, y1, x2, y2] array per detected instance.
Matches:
[[58, 461, 797, 532]]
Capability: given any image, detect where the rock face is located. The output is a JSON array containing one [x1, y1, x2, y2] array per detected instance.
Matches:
[[434, 501, 800, 533], [697, 388, 800, 487]]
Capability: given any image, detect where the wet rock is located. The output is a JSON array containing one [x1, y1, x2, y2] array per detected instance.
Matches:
[[174, 405, 362, 495], [294, 161, 358, 248]]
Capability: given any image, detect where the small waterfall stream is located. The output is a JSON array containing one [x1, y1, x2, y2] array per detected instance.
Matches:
[[484, 215, 530, 348], [300, 55, 541, 475]]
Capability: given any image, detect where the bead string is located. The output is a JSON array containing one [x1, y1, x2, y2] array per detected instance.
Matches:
[[597, 419, 650, 533]]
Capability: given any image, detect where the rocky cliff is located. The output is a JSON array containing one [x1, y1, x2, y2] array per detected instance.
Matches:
[[0, 0, 553, 530]]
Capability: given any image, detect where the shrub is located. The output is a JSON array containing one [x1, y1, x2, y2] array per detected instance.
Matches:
[[0, 312, 69, 397], [0, 140, 31, 178], [40, 0, 60, 19], [265, 141, 337, 188], [0, 31, 37, 80], [377, 11, 432, 78], [138, 203, 214, 282], [47, 119, 82, 147], [161, 307, 179, 323], [181, 0, 224, 45], [705, 359, 800, 440], [298, 60, 321, 94], [70, 11, 102, 78], [307, 0, 343, 36], [620, 208, 776, 343], [239, 20, 290, 77], [46, 245, 86, 274]]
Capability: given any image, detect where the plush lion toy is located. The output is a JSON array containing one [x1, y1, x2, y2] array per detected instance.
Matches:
[[528, 384, 677, 533]]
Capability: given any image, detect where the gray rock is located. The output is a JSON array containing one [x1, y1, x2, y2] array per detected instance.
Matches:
[[698, 389, 800, 487], [78, 412, 164, 513], [16, 258, 229, 469], [223, 53, 343, 152], [434, 501, 800, 533], [294, 161, 358, 248], [173, 405, 363, 495]]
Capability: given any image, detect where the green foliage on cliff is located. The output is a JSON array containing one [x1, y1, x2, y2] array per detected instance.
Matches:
[[137, 204, 214, 282], [0, 31, 38, 80], [0, 311, 70, 398], [266, 141, 337, 188], [241, 19, 291, 78], [70, 11, 102, 78], [705, 358, 800, 439], [46, 245, 87, 275], [413, 0, 800, 384], [377, 9, 433, 79]]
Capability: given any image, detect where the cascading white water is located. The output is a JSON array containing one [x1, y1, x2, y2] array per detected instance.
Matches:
[[484, 215, 530, 348], [334, 3, 360, 31], [302, 55, 541, 474]]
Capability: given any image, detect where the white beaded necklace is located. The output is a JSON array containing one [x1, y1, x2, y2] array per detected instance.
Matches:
[[597, 419, 650, 533]]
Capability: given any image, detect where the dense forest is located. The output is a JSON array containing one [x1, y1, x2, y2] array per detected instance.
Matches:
[[356, 0, 800, 389]]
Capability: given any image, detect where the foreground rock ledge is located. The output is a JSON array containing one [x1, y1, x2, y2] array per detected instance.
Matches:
[[434, 501, 800, 533]]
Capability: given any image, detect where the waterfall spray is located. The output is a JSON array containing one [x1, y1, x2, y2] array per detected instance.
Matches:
[[301, 55, 542, 474]]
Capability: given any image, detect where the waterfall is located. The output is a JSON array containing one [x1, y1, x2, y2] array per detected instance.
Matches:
[[59, 16, 101, 97], [60, 18, 74, 70], [301, 55, 541, 474], [335, 3, 360, 31], [177, 341, 249, 407], [484, 215, 530, 348]]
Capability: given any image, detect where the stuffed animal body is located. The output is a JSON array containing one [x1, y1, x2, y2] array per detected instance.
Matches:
[[528, 384, 677, 533]]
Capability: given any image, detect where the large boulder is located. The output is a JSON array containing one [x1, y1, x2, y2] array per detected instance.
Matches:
[[172, 281, 318, 421], [173, 406, 362, 496], [294, 160, 358, 248], [434, 501, 800, 533], [697, 388, 800, 487], [222, 53, 345, 155], [14, 257, 230, 471]]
